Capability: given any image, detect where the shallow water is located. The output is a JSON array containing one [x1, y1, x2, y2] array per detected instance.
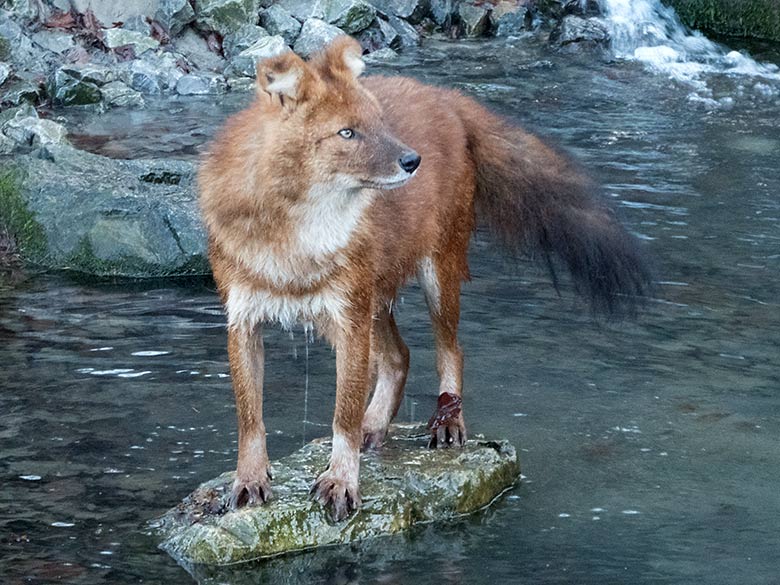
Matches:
[[4, 37, 780, 584]]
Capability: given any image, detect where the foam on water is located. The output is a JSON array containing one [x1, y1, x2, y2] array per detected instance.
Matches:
[[597, 0, 780, 103]]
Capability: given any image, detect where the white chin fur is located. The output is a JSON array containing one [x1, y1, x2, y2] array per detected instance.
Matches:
[[366, 169, 417, 190]]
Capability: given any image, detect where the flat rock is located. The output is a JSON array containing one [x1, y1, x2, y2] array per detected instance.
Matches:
[[153, 423, 520, 566]]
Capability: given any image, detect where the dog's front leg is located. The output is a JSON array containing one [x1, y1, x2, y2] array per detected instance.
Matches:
[[227, 324, 272, 509], [310, 312, 371, 522]]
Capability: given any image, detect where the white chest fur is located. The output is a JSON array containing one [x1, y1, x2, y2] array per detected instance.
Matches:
[[226, 284, 347, 332]]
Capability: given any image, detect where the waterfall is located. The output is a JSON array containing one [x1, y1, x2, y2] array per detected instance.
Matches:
[[593, 0, 780, 103]]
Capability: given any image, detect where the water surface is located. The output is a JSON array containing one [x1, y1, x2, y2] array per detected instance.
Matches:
[[3, 38, 780, 584]]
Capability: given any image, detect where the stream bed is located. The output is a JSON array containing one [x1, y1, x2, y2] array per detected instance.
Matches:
[[2, 37, 780, 584]]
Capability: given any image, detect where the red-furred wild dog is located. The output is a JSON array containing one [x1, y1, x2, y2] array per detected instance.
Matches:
[[199, 37, 652, 521]]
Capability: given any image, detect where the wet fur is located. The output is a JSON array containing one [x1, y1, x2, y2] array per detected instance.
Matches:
[[199, 38, 653, 521]]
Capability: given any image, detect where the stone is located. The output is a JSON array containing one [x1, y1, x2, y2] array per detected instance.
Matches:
[[370, 0, 429, 24], [363, 46, 398, 62], [173, 28, 227, 71], [357, 17, 398, 52], [195, 0, 261, 37], [495, 6, 533, 36], [124, 52, 185, 94], [50, 68, 103, 106], [457, 1, 491, 37], [0, 79, 44, 106], [324, 0, 377, 34], [4, 0, 48, 23], [103, 28, 160, 54], [276, 0, 325, 21], [30, 29, 76, 54], [259, 4, 302, 45], [154, 0, 196, 36], [175, 72, 228, 95], [100, 81, 145, 108], [222, 24, 270, 58], [293, 18, 346, 58], [387, 14, 419, 47], [226, 35, 290, 78], [58, 64, 115, 86], [68, 0, 160, 27], [2, 114, 68, 150], [549, 15, 609, 47], [429, 0, 455, 26], [153, 424, 520, 565], [0, 62, 11, 86], [4, 144, 208, 276]]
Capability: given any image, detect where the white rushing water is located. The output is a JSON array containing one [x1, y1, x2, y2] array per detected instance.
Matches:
[[593, 0, 780, 104]]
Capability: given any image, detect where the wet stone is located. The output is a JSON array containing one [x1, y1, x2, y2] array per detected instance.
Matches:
[[222, 24, 270, 58], [175, 72, 227, 95], [100, 81, 145, 108], [259, 4, 302, 45], [226, 35, 290, 78], [0, 62, 11, 86], [153, 423, 520, 565], [50, 68, 102, 106], [325, 0, 377, 34], [103, 28, 160, 54], [387, 14, 420, 47], [154, 0, 197, 36], [293, 18, 346, 58], [550, 15, 610, 47], [195, 0, 260, 37], [458, 1, 492, 37]]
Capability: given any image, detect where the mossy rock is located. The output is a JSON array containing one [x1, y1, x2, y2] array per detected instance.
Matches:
[[152, 423, 520, 567], [664, 0, 780, 42], [0, 167, 47, 261]]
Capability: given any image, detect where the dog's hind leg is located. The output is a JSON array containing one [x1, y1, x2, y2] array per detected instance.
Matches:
[[361, 307, 410, 449], [419, 251, 468, 448]]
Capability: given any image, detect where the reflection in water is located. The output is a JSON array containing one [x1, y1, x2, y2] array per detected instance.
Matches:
[[3, 36, 780, 585]]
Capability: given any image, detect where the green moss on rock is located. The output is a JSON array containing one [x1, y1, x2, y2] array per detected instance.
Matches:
[[0, 167, 47, 261], [664, 0, 780, 42], [153, 423, 520, 566]]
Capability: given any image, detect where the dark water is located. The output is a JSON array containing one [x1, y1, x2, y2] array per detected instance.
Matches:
[[4, 38, 780, 584]]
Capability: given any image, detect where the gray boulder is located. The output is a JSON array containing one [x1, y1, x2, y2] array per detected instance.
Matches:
[[429, 0, 455, 26], [357, 17, 399, 52], [363, 46, 398, 62], [259, 4, 302, 45], [0, 62, 11, 86], [324, 0, 377, 34], [195, 0, 261, 37], [550, 15, 609, 47], [50, 67, 103, 106], [222, 24, 270, 58], [371, 0, 429, 24], [1, 104, 68, 152], [30, 29, 76, 54], [276, 0, 325, 21], [153, 423, 520, 565], [103, 27, 160, 55], [2, 144, 207, 277], [124, 52, 185, 94], [175, 72, 228, 95], [226, 35, 290, 78], [387, 14, 419, 47], [457, 1, 491, 37], [154, 0, 196, 36], [293, 18, 345, 58], [173, 27, 227, 71], [100, 81, 145, 108], [0, 79, 44, 106]]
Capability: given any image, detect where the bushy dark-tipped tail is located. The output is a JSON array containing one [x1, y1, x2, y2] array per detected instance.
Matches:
[[463, 105, 654, 316]]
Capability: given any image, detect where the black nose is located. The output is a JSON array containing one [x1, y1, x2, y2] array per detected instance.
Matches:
[[399, 151, 421, 174]]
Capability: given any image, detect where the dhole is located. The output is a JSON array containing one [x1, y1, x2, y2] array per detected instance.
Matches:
[[199, 37, 652, 521]]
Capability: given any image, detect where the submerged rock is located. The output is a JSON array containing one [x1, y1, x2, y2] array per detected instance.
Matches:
[[2, 142, 207, 276], [153, 423, 520, 566]]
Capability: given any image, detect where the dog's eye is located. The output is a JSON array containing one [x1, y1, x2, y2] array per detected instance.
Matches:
[[338, 128, 355, 139]]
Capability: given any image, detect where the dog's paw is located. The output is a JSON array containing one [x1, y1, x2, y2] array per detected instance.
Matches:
[[228, 470, 272, 510], [309, 469, 361, 522], [361, 427, 387, 451], [428, 392, 467, 448]]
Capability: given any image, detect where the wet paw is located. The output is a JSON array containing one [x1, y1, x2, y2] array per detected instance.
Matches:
[[361, 428, 387, 451], [228, 470, 272, 510], [309, 470, 361, 522], [428, 392, 467, 448]]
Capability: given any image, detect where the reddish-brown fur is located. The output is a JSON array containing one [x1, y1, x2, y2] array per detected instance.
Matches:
[[199, 37, 652, 521]]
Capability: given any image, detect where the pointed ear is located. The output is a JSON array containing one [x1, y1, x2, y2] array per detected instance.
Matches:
[[316, 36, 366, 80], [256, 51, 315, 106]]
